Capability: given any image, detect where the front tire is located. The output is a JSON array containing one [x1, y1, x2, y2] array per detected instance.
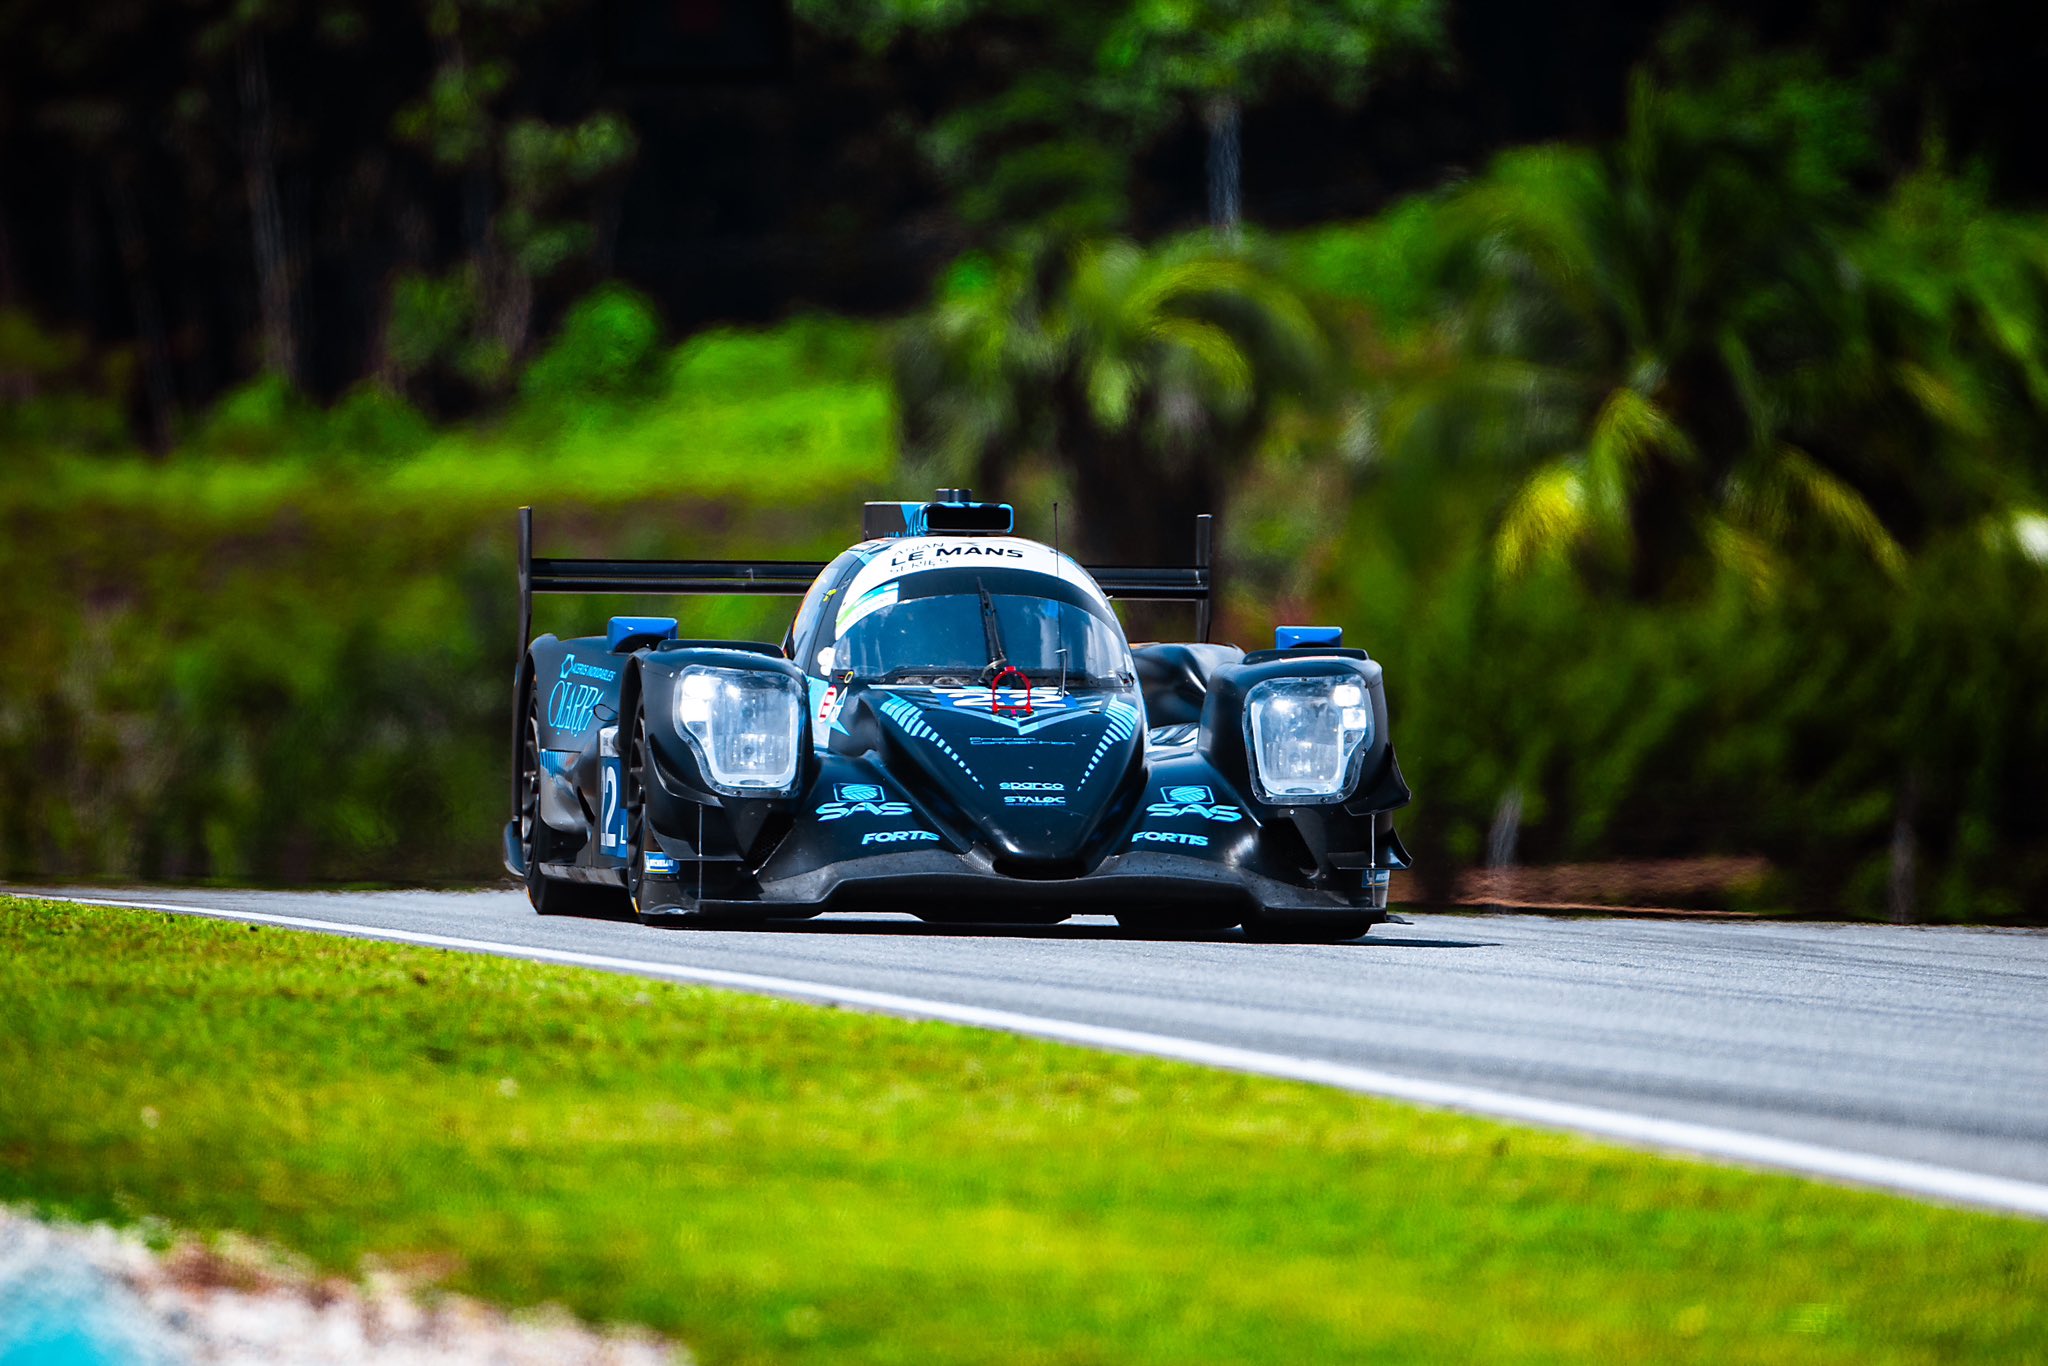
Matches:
[[520, 694, 626, 917], [1238, 911, 1376, 943]]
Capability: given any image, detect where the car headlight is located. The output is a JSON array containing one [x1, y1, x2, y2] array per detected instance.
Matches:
[[673, 666, 803, 795], [1243, 676, 1373, 802]]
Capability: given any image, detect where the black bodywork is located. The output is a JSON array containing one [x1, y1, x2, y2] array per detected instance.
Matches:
[[506, 501, 1410, 938]]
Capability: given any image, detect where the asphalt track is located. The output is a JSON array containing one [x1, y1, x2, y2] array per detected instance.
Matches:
[[16, 886, 2048, 1216]]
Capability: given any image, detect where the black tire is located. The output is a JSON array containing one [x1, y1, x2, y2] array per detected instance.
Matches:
[[623, 701, 685, 924], [623, 703, 652, 914], [1238, 912, 1377, 943], [520, 693, 626, 917], [1114, 909, 1240, 937]]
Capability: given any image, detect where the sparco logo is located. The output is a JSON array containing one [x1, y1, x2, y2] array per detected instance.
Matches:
[[1000, 781, 1066, 791]]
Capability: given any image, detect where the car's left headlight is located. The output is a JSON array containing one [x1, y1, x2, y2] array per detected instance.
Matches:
[[673, 666, 803, 795], [1243, 676, 1373, 802]]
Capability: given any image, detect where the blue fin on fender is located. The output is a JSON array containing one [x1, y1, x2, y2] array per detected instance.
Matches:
[[1275, 626, 1343, 649], [608, 615, 680, 652]]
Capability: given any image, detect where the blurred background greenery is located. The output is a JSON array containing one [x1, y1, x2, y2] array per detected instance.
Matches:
[[2, 0, 2045, 920]]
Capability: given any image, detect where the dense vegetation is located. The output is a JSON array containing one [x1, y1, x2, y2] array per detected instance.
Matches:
[[6, 896, 2044, 1362], [3, 3, 2046, 919]]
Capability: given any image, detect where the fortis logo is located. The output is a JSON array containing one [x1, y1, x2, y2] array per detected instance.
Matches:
[[1145, 784, 1243, 823], [816, 782, 912, 821]]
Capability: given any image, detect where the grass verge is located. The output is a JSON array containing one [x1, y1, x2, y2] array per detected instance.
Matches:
[[1, 895, 2042, 1364]]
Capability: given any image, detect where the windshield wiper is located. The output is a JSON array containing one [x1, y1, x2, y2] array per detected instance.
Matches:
[[975, 577, 1009, 680]]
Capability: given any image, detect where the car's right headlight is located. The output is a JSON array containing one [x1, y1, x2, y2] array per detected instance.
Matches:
[[673, 666, 803, 795], [1243, 676, 1373, 802]]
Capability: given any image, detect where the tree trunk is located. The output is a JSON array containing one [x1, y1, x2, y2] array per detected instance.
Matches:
[[1484, 787, 1524, 913], [0, 183, 25, 406], [105, 175, 177, 453], [1205, 96, 1242, 238], [0, 182, 17, 309], [1888, 770, 1919, 924], [240, 34, 297, 381]]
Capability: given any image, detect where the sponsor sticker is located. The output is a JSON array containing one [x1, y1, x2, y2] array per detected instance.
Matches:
[[1003, 794, 1066, 807], [1133, 830, 1209, 847], [817, 682, 845, 729], [816, 781, 912, 821], [968, 737, 1076, 747], [1000, 781, 1066, 791], [861, 830, 942, 845], [560, 653, 618, 683], [1145, 784, 1243, 823], [547, 679, 605, 732]]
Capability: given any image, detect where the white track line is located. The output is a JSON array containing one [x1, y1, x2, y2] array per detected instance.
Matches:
[[44, 894, 2048, 1220]]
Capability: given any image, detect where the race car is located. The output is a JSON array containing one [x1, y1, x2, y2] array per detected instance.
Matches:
[[505, 493, 1410, 940]]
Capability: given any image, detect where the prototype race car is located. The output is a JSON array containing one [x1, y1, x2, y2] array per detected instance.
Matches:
[[505, 494, 1410, 939]]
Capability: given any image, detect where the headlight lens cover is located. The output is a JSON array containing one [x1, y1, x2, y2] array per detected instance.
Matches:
[[673, 666, 803, 795], [1244, 676, 1373, 802]]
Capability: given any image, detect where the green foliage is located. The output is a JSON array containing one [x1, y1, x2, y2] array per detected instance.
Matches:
[[1374, 59, 1910, 595], [6, 897, 2046, 1361], [0, 310, 894, 884], [185, 374, 320, 460], [800, 0, 1446, 234], [519, 286, 664, 407], [0, 310, 133, 456], [1097, 0, 1446, 107], [386, 267, 485, 380], [897, 234, 1333, 559]]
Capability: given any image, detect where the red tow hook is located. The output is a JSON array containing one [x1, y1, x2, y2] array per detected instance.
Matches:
[[989, 666, 1034, 716]]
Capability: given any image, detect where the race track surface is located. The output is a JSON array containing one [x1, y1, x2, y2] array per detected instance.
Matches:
[[16, 887, 2048, 1206]]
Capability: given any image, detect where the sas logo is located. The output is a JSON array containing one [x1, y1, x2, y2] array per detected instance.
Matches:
[[816, 782, 913, 821], [1146, 784, 1243, 823]]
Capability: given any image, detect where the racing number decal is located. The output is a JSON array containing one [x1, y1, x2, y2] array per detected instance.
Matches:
[[598, 728, 627, 855]]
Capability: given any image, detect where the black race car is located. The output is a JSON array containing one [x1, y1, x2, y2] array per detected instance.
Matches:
[[506, 494, 1409, 940]]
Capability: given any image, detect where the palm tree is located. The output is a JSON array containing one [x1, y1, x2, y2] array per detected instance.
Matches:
[[896, 235, 1333, 566], [1389, 71, 1910, 598]]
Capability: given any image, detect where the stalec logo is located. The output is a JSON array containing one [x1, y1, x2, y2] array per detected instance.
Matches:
[[817, 781, 912, 821], [1146, 784, 1243, 823]]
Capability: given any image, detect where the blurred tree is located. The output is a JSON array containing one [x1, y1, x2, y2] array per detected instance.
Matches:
[[391, 1, 637, 392], [1385, 59, 1916, 598], [799, 0, 1445, 239], [1097, 0, 1444, 233], [897, 235, 1332, 563]]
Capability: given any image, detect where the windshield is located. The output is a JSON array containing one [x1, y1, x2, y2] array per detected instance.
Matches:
[[830, 569, 1134, 687]]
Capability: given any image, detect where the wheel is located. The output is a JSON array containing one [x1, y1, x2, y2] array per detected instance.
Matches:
[[1238, 912, 1377, 943], [623, 702, 686, 923], [623, 704, 653, 914], [1114, 909, 1240, 937], [520, 693, 626, 917]]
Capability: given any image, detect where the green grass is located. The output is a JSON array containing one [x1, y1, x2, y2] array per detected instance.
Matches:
[[9, 316, 896, 523], [1, 896, 2042, 1364]]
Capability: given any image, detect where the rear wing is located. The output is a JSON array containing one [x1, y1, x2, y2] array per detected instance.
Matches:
[[516, 505, 1215, 653]]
